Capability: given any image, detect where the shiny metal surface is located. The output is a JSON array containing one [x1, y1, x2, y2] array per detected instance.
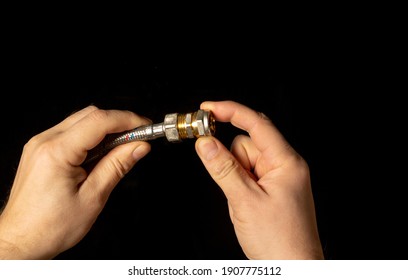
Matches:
[[83, 109, 215, 166]]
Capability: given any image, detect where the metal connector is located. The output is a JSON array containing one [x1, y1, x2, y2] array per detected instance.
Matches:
[[83, 109, 216, 165]]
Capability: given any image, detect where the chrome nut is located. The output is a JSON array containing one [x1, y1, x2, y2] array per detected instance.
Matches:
[[163, 113, 180, 142], [195, 110, 213, 136]]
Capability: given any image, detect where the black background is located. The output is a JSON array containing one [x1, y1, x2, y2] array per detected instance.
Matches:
[[0, 25, 405, 260]]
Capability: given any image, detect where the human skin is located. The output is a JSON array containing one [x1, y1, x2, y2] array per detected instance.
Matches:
[[0, 106, 151, 259], [0, 100, 323, 260], [195, 101, 324, 259]]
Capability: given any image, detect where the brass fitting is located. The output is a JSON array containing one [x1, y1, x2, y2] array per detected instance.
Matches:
[[83, 109, 216, 165], [175, 110, 216, 141]]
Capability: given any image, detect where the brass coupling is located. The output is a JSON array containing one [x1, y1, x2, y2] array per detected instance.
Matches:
[[83, 109, 216, 165]]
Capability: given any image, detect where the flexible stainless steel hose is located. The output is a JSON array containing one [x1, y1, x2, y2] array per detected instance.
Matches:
[[83, 109, 215, 166]]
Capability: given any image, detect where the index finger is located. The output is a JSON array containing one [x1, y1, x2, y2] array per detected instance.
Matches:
[[53, 105, 99, 131], [61, 109, 151, 166], [201, 100, 291, 156]]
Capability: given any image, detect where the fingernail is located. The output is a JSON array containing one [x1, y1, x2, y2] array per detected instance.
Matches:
[[132, 144, 150, 160], [197, 137, 218, 161]]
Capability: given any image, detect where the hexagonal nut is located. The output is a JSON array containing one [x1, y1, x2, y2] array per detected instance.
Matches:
[[195, 110, 213, 136], [164, 113, 180, 142]]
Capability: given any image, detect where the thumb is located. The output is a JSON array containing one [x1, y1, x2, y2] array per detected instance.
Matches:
[[81, 141, 151, 202], [195, 136, 254, 200]]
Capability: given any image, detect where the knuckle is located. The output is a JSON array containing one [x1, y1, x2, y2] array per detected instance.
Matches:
[[257, 111, 271, 121], [213, 158, 240, 181], [285, 153, 311, 187], [296, 157, 310, 180], [25, 135, 59, 161], [86, 105, 99, 111], [107, 157, 130, 180], [24, 134, 42, 151], [88, 109, 109, 122], [290, 153, 310, 172], [79, 105, 99, 115], [231, 134, 250, 147], [89, 190, 107, 209], [87, 187, 109, 210], [107, 156, 131, 181]]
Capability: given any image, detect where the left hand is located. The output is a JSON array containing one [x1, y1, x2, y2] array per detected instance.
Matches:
[[0, 106, 151, 259]]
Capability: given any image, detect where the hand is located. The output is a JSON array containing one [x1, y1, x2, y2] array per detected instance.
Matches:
[[0, 106, 151, 259], [195, 101, 324, 259]]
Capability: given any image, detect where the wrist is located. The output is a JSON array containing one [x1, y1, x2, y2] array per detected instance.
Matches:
[[0, 215, 28, 259], [0, 237, 26, 260]]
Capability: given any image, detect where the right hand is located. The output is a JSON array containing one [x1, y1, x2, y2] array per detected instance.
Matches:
[[195, 100, 324, 259]]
